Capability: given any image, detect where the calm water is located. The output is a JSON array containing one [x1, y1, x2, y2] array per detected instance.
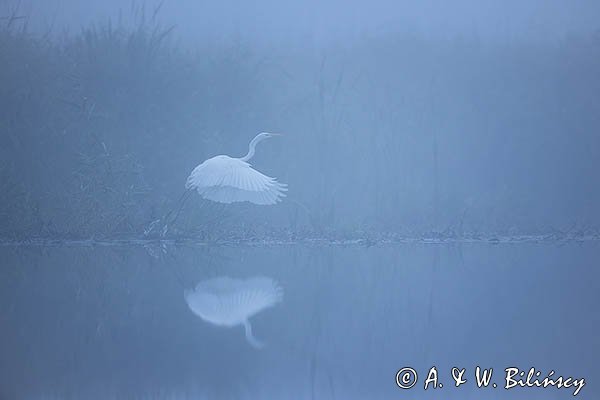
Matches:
[[0, 243, 598, 399]]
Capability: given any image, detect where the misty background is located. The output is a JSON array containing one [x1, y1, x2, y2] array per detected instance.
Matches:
[[2, 2, 600, 399], [1, 0, 599, 239]]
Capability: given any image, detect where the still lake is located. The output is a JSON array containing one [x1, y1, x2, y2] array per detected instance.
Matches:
[[0, 242, 598, 399]]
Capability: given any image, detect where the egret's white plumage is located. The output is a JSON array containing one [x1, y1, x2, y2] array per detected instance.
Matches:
[[185, 132, 287, 205], [184, 276, 283, 348]]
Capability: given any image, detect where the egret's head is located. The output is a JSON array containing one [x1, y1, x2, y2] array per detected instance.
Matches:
[[257, 132, 282, 141]]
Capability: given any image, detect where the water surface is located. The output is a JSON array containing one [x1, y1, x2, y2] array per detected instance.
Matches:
[[0, 243, 598, 399]]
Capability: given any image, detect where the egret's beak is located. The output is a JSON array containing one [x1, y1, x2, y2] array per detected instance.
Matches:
[[270, 133, 283, 136]]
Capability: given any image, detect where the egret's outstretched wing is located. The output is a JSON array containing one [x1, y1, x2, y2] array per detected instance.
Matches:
[[185, 156, 287, 205]]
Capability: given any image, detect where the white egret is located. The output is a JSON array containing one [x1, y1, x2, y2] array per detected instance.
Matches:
[[185, 132, 287, 205], [146, 132, 287, 235], [184, 276, 284, 348]]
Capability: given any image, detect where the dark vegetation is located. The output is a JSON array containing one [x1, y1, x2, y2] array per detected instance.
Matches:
[[1, 8, 599, 241]]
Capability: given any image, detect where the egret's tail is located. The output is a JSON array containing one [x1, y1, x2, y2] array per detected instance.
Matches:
[[243, 319, 264, 349]]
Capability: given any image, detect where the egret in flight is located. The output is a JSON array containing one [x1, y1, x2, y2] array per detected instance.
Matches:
[[185, 132, 287, 204], [148, 132, 287, 235]]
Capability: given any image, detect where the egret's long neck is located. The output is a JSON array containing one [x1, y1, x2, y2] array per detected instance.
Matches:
[[240, 135, 262, 161]]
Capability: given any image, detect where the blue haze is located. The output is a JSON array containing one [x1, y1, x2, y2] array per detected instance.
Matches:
[[0, 1, 599, 399]]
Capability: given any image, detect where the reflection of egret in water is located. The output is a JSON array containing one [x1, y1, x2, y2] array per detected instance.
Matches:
[[184, 276, 283, 348]]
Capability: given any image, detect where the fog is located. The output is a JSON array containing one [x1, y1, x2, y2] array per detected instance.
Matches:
[[2, 0, 600, 239], [22, 0, 600, 44], [1, 1, 599, 399]]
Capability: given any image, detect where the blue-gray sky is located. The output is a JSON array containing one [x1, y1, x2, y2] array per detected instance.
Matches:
[[16, 0, 600, 44]]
